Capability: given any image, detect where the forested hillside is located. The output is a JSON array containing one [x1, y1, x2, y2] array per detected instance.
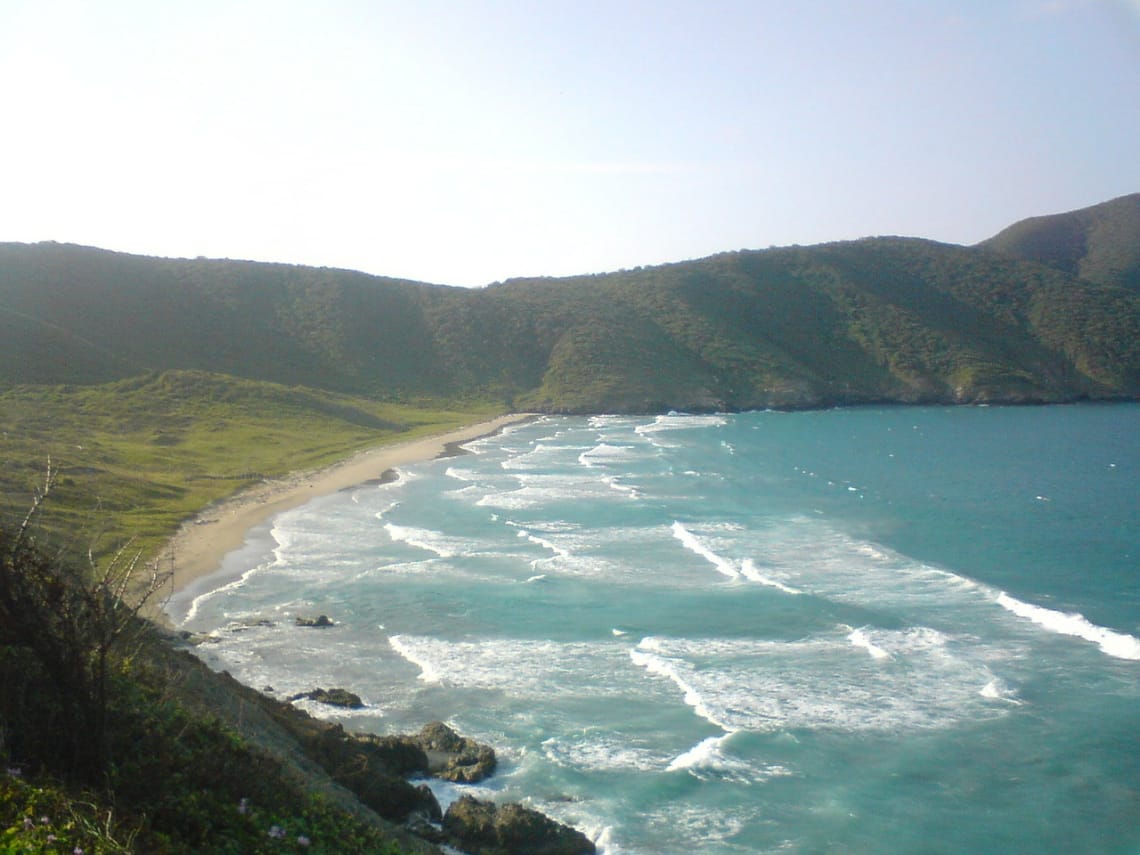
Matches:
[[2, 193, 1139, 413]]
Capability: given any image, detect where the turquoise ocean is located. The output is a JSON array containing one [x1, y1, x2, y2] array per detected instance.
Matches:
[[170, 405, 1140, 854]]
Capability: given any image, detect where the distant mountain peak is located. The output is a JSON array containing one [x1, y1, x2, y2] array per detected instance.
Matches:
[[978, 192, 1140, 290]]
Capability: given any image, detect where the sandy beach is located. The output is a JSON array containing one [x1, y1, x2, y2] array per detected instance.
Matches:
[[162, 413, 536, 607]]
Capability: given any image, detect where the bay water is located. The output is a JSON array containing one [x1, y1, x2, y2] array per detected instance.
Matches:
[[171, 405, 1140, 853]]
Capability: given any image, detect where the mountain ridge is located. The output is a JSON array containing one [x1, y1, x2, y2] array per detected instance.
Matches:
[[2, 192, 1138, 412]]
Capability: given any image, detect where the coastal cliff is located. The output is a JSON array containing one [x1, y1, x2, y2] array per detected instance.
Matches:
[[159, 632, 597, 854]]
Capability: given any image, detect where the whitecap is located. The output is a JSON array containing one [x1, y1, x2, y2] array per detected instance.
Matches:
[[631, 631, 1011, 734], [846, 626, 892, 661], [979, 677, 1022, 704], [578, 443, 638, 468], [995, 592, 1140, 660], [499, 441, 582, 471], [380, 522, 456, 563], [671, 521, 740, 580], [388, 634, 444, 683], [740, 558, 802, 595], [515, 528, 573, 561], [603, 475, 641, 499], [667, 733, 792, 784], [477, 472, 626, 510], [372, 499, 401, 520], [630, 638, 731, 730], [636, 414, 727, 434], [386, 636, 636, 698], [542, 734, 664, 773], [445, 466, 479, 482]]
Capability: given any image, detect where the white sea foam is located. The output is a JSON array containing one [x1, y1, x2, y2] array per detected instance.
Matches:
[[349, 558, 447, 580], [634, 414, 726, 450], [578, 443, 638, 468], [588, 414, 637, 429], [671, 521, 740, 580], [444, 466, 479, 482], [979, 677, 1022, 704], [995, 592, 1140, 660], [181, 560, 270, 625], [632, 630, 1009, 733], [591, 826, 618, 855], [739, 558, 803, 595], [631, 638, 733, 730], [741, 516, 991, 613], [504, 518, 581, 534], [846, 627, 892, 660], [383, 522, 468, 558], [603, 475, 641, 499], [499, 441, 582, 471], [636, 414, 728, 433], [372, 499, 401, 520], [667, 733, 792, 784], [666, 734, 733, 772], [388, 634, 444, 683], [386, 636, 636, 697], [542, 734, 665, 773], [516, 528, 573, 561], [477, 472, 625, 510], [636, 802, 756, 851]]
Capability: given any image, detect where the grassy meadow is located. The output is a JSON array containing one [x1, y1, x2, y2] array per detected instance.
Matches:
[[0, 370, 502, 565]]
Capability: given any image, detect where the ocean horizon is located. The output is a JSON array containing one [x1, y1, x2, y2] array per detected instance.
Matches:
[[171, 404, 1140, 853]]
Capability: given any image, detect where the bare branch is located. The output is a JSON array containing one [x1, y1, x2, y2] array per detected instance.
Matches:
[[16, 456, 56, 545]]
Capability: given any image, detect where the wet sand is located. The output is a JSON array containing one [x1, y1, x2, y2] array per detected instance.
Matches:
[[161, 413, 536, 606]]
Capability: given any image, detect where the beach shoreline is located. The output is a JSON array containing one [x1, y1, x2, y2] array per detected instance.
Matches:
[[160, 413, 537, 616]]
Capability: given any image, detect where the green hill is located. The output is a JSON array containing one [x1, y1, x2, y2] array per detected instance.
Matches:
[[3, 194, 1140, 413], [978, 192, 1140, 291]]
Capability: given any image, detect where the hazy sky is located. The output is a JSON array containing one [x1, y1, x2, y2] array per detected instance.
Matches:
[[2, 1, 1138, 287]]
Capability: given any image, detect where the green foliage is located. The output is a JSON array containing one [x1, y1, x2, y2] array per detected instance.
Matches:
[[1, 772, 134, 853], [0, 527, 419, 854], [0, 477, 170, 779], [1, 682, 415, 854]]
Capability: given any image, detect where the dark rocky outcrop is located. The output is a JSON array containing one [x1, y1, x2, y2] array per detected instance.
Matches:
[[301, 723, 441, 824], [288, 687, 364, 708], [414, 720, 498, 783], [153, 637, 586, 853], [336, 721, 498, 783], [443, 795, 597, 855], [295, 614, 335, 627]]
